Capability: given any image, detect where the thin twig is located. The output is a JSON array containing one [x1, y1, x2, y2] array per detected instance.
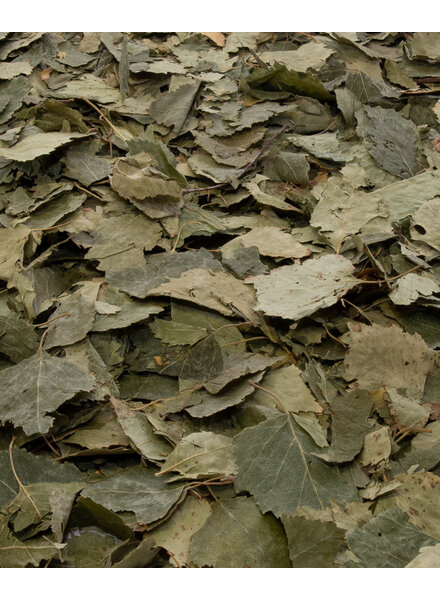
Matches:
[[340, 298, 373, 324], [170, 220, 205, 253], [182, 123, 290, 194], [81, 97, 128, 141], [9, 436, 41, 518], [30, 221, 72, 233], [34, 313, 70, 328], [74, 182, 103, 200], [322, 324, 347, 348], [220, 336, 266, 348], [248, 380, 290, 414], [356, 264, 423, 284]]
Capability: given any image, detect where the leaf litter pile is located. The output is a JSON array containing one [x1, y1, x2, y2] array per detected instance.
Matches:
[[1, 31, 440, 568]]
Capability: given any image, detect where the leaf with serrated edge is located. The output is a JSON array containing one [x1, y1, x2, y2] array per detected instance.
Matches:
[[250, 255, 359, 321], [234, 413, 358, 516], [0, 350, 94, 435]]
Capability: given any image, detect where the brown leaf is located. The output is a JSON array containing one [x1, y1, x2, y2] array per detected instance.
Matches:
[[201, 32, 226, 47]]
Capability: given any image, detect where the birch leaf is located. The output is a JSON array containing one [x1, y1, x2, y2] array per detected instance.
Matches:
[[250, 255, 359, 321], [0, 350, 94, 435], [0, 132, 89, 162], [234, 414, 358, 516], [189, 496, 291, 568], [81, 465, 186, 525]]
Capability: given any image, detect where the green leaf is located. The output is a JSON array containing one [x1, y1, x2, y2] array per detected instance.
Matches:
[[50, 74, 120, 103], [394, 420, 440, 472], [81, 465, 186, 525], [0, 224, 32, 283], [345, 70, 401, 103], [0, 350, 94, 435], [158, 431, 237, 480], [0, 132, 89, 162], [106, 248, 223, 298], [0, 446, 84, 508], [389, 273, 440, 306], [227, 225, 311, 259], [251, 364, 324, 413], [149, 81, 201, 134], [179, 334, 224, 380], [347, 506, 437, 568], [282, 515, 346, 567], [110, 161, 183, 219], [186, 371, 265, 418], [203, 352, 279, 395], [150, 318, 207, 347], [146, 268, 260, 322], [189, 496, 291, 567], [86, 214, 163, 271], [63, 142, 112, 186], [0, 314, 39, 362], [0, 517, 59, 567], [405, 543, 440, 567], [44, 291, 96, 349], [111, 398, 172, 461], [152, 495, 211, 567], [0, 61, 32, 79], [318, 389, 373, 463], [92, 300, 164, 332], [234, 413, 358, 516], [360, 105, 421, 179]]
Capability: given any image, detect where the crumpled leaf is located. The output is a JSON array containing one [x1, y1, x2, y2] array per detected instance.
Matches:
[[0, 314, 39, 362], [394, 472, 440, 540], [158, 432, 237, 480], [359, 105, 421, 178], [149, 81, 200, 134], [389, 273, 440, 306], [344, 323, 431, 399], [0, 447, 84, 508], [0, 350, 94, 434], [250, 255, 359, 321], [411, 197, 440, 252], [50, 74, 120, 103], [226, 226, 311, 259], [111, 398, 172, 461], [0, 517, 60, 567], [318, 389, 373, 463]]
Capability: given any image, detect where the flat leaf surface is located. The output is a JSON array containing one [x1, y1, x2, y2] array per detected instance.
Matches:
[[81, 466, 186, 525], [234, 414, 358, 516], [0, 350, 94, 434], [347, 506, 437, 568], [283, 515, 346, 567], [0, 132, 89, 162], [189, 496, 291, 568]]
